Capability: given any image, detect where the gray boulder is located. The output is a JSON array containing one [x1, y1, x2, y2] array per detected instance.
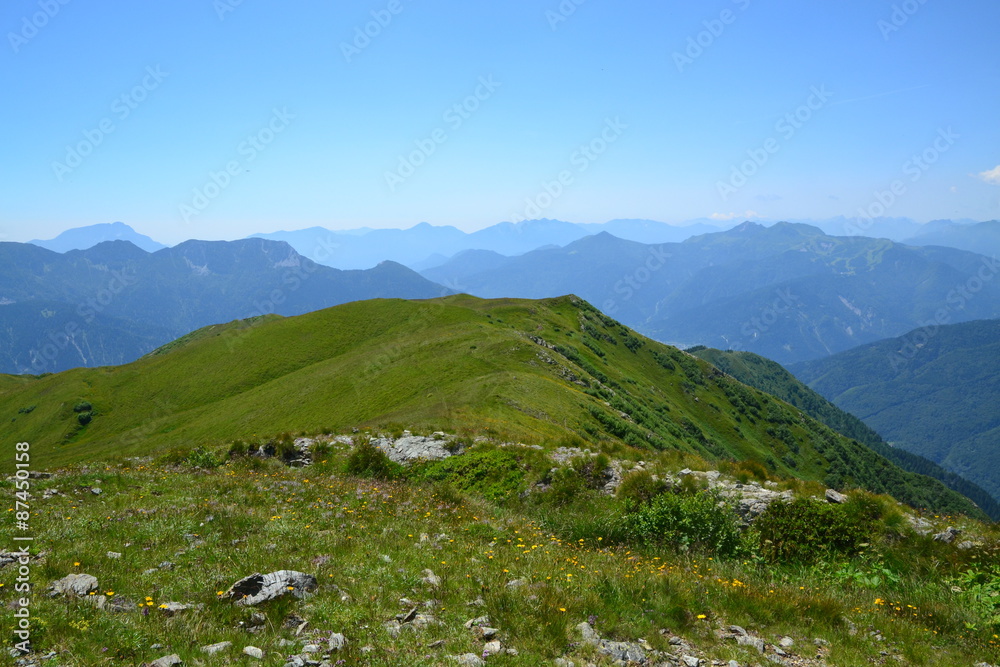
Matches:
[[222, 570, 317, 606], [49, 573, 98, 597]]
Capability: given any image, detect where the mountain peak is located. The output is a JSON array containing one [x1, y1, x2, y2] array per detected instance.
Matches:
[[30, 222, 167, 254]]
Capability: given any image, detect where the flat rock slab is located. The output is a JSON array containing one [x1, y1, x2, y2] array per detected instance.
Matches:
[[222, 570, 317, 606], [49, 573, 98, 597], [372, 435, 453, 464], [149, 655, 183, 667]]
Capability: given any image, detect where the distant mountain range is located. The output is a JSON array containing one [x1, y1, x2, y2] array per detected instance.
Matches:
[[250, 218, 726, 270], [790, 319, 1000, 505], [0, 238, 450, 374], [29, 221, 167, 253], [26, 217, 1000, 271], [422, 222, 1000, 364]]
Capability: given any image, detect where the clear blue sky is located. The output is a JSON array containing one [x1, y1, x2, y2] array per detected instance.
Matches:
[[2, 0, 998, 244]]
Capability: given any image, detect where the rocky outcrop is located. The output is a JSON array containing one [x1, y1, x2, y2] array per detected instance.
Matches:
[[372, 431, 456, 464], [222, 570, 317, 606]]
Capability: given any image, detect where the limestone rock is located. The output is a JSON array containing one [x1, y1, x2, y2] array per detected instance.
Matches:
[[825, 488, 848, 504], [49, 573, 98, 597], [149, 655, 183, 667], [933, 526, 961, 544], [372, 434, 455, 464], [222, 570, 317, 606], [243, 645, 264, 659], [201, 641, 232, 655]]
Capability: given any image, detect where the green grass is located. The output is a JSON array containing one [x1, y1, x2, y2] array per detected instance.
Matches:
[[1, 438, 997, 666], [0, 295, 983, 519]]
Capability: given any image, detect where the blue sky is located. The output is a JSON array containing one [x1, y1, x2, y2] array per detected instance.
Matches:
[[2, 0, 998, 244]]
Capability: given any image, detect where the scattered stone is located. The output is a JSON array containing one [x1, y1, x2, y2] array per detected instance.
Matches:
[[301, 643, 322, 653], [681, 656, 702, 667], [779, 636, 794, 648], [729, 625, 748, 637], [384, 620, 402, 638], [933, 526, 961, 544], [49, 573, 98, 598], [736, 635, 765, 653], [159, 602, 201, 616], [222, 570, 317, 606], [201, 641, 232, 655], [482, 640, 502, 656], [106, 551, 122, 559], [421, 569, 442, 588], [158, 561, 175, 570], [91, 488, 102, 495], [149, 655, 182, 667], [328, 632, 346, 650], [553, 660, 575, 667], [452, 654, 484, 667], [825, 488, 848, 504], [464, 615, 490, 628], [476, 627, 499, 640], [243, 645, 264, 660], [505, 578, 526, 588], [576, 622, 600, 645], [467, 597, 485, 607]]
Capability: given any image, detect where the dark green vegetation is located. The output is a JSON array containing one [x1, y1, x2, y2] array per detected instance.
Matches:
[[421, 222, 1000, 364], [791, 319, 1000, 506], [690, 347, 1000, 520], [0, 238, 449, 374], [0, 295, 985, 520]]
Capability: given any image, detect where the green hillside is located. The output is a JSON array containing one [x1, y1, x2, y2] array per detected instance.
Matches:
[[0, 295, 983, 519], [791, 319, 1000, 504], [690, 347, 1000, 519]]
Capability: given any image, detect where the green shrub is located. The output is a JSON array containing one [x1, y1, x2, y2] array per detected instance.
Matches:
[[73, 401, 92, 413], [754, 498, 873, 564], [76, 411, 93, 426], [187, 446, 220, 469], [420, 448, 524, 503], [572, 454, 610, 489], [345, 439, 404, 480], [621, 490, 743, 556], [227, 439, 251, 459], [617, 469, 668, 510]]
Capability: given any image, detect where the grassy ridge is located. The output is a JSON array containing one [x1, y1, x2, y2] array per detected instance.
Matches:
[[0, 295, 984, 518]]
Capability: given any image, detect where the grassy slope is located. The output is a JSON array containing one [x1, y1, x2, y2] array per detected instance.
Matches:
[[0, 295, 983, 518], [690, 347, 1000, 520]]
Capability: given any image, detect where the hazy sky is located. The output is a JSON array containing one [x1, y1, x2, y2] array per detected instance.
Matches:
[[2, 0, 999, 244]]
